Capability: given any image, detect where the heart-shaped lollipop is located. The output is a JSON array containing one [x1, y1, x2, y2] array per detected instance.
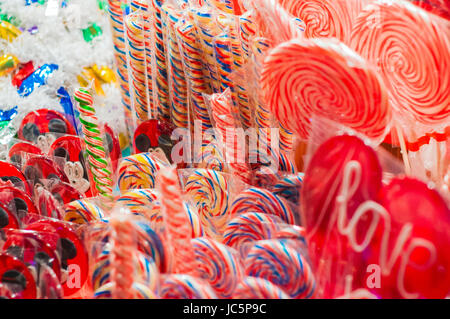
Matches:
[[301, 134, 383, 297], [365, 177, 450, 299]]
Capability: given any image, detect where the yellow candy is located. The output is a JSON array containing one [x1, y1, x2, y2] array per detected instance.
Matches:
[[0, 54, 18, 76], [0, 20, 21, 42], [77, 65, 116, 96]]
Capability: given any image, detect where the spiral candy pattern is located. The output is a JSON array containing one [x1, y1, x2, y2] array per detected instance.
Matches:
[[176, 19, 213, 132], [233, 276, 290, 299], [160, 275, 218, 299], [74, 88, 114, 199], [230, 187, 295, 225], [211, 90, 250, 184], [244, 239, 316, 299], [162, 5, 189, 129], [192, 237, 243, 298], [273, 173, 304, 202], [64, 199, 106, 224], [350, 1, 450, 129], [126, 14, 150, 123], [185, 169, 230, 236], [118, 152, 167, 191], [158, 166, 196, 274], [223, 212, 285, 250], [262, 38, 391, 140], [151, 0, 171, 120], [278, 0, 369, 44]]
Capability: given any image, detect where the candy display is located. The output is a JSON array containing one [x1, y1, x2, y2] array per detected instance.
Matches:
[[0, 0, 448, 301]]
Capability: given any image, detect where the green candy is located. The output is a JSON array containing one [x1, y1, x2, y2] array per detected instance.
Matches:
[[82, 23, 103, 42]]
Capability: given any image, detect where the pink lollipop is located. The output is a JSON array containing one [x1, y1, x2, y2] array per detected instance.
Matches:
[[230, 187, 295, 225], [192, 237, 243, 298], [261, 38, 391, 141], [233, 276, 290, 299], [244, 239, 316, 299]]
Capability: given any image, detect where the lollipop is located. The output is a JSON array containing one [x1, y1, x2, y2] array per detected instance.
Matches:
[[0, 185, 38, 222], [157, 166, 196, 274], [0, 203, 20, 230], [230, 187, 295, 225], [278, 0, 369, 44], [0, 254, 37, 299], [261, 38, 391, 141], [117, 188, 160, 220], [64, 199, 106, 224], [0, 161, 32, 195], [233, 276, 290, 299], [162, 4, 189, 129], [272, 173, 304, 202], [350, 1, 449, 140], [8, 141, 42, 168], [125, 13, 150, 124], [176, 18, 213, 132], [185, 169, 230, 235], [210, 90, 250, 184], [151, 0, 171, 120], [74, 88, 114, 199], [223, 212, 285, 250], [244, 239, 316, 299], [192, 237, 243, 298], [117, 152, 167, 191], [160, 275, 217, 299]]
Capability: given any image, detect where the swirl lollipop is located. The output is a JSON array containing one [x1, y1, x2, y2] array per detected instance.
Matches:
[[261, 38, 391, 141], [223, 212, 285, 249], [118, 152, 167, 191], [244, 239, 316, 299], [160, 275, 217, 299], [233, 276, 290, 299], [230, 187, 295, 225], [185, 169, 230, 236], [350, 1, 449, 139], [192, 237, 243, 298], [278, 0, 369, 44], [64, 199, 106, 225]]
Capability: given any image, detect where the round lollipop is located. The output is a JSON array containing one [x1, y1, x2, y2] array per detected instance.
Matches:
[[244, 239, 315, 299], [233, 276, 290, 299], [230, 187, 295, 225], [0, 161, 32, 195], [261, 38, 391, 141], [0, 203, 20, 230], [49, 135, 92, 197], [350, 1, 449, 139], [18, 109, 76, 153], [160, 275, 217, 299], [64, 199, 106, 225], [278, 0, 369, 44], [192, 237, 243, 298], [133, 119, 176, 162], [0, 185, 38, 222], [0, 254, 37, 299], [23, 156, 69, 190], [8, 141, 42, 169], [26, 219, 89, 297]]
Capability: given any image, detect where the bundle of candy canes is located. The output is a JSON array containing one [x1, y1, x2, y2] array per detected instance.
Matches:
[[0, 0, 448, 299]]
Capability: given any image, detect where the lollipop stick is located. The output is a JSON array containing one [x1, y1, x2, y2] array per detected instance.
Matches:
[[395, 124, 411, 175]]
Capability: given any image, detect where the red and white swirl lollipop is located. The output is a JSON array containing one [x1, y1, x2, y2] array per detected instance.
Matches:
[[261, 38, 391, 141], [350, 0, 449, 138], [278, 0, 370, 44]]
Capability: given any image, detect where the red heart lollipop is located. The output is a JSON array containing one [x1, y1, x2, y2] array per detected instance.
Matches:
[[0, 161, 32, 196], [366, 177, 450, 299], [301, 134, 383, 297], [0, 254, 37, 299], [26, 219, 88, 297]]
